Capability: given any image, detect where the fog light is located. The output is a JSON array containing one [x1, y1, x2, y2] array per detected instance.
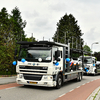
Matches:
[[44, 76, 48, 79], [18, 80, 21, 82], [44, 82, 47, 85]]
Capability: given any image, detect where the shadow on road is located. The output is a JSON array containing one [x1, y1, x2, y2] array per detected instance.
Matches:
[[83, 73, 100, 76], [18, 79, 81, 91], [18, 74, 100, 91]]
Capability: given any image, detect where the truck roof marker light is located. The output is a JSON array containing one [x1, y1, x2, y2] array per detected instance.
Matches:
[[66, 58, 70, 62], [55, 62, 59, 66], [12, 61, 17, 65], [21, 58, 26, 63]]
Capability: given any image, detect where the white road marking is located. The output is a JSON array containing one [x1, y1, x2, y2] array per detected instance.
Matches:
[[59, 93, 66, 97], [76, 86, 80, 88], [91, 80, 94, 82], [82, 83, 85, 85], [86, 81, 90, 84], [69, 89, 74, 92], [5, 87, 16, 90], [58, 77, 100, 98]]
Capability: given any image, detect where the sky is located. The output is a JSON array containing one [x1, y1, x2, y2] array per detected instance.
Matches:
[[0, 0, 100, 52]]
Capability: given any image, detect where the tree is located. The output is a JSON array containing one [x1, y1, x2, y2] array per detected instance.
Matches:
[[0, 7, 10, 44], [83, 45, 91, 56], [83, 45, 91, 52], [94, 52, 100, 61], [0, 7, 27, 75], [25, 36, 36, 42], [52, 13, 84, 49], [10, 7, 27, 41], [0, 7, 16, 74]]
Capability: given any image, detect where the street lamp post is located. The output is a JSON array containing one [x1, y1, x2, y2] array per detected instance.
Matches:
[[91, 42, 99, 56]]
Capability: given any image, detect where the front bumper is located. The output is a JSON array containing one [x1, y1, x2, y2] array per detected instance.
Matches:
[[16, 75, 57, 87], [84, 68, 96, 74]]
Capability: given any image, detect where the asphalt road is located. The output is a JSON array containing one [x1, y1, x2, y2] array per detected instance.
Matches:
[[0, 75, 100, 100]]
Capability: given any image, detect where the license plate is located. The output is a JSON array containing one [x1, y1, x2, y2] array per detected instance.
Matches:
[[29, 82, 37, 84]]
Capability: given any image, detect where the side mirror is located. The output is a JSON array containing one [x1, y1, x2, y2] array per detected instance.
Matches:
[[57, 58, 60, 61], [55, 50, 60, 61], [93, 60, 96, 64], [55, 50, 60, 58]]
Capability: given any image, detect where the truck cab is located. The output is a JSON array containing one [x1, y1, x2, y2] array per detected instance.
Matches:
[[79, 56, 99, 75]]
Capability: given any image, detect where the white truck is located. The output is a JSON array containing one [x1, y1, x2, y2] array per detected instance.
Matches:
[[79, 56, 100, 75], [13, 41, 84, 89]]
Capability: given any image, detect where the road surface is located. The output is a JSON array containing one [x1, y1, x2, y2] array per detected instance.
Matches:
[[0, 75, 100, 100]]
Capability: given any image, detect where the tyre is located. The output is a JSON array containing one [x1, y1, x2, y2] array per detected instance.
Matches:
[[95, 68, 97, 73], [56, 74, 62, 89], [77, 73, 82, 81], [94, 69, 97, 76]]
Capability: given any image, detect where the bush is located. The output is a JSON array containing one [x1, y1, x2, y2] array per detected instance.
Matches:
[[0, 42, 16, 75]]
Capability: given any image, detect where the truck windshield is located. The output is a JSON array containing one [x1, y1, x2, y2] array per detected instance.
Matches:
[[84, 58, 92, 64], [79, 57, 92, 64], [18, 48, 52, 62]]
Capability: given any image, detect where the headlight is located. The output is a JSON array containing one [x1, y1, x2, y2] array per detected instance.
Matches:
[[44, 76, 52, 80], [44, 76, 48, 79], [17, 74, 23, 78]]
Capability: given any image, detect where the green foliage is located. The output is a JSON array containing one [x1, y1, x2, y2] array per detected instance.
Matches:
[[0, 7, 27, 75], [94, 52, 100, 61], [52, 13, 84, 49], [71, 53, 80, 58], [10, 7, 27, 41], [83, 45, 91, 52], [0, 42, 16, 75], [25, 36, 36, 42], [19, 48, 27, 58]]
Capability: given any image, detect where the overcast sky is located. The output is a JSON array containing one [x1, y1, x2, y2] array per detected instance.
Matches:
[[0, 0, 100, 52]]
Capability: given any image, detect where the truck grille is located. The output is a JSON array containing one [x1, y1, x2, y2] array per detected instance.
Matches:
[[19, 66, 48, 70], [19, 66, 48, 74], [20, 70, 47, 73], [23, 74, 42, 81]]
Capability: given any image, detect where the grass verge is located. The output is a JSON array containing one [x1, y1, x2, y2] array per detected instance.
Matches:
[[93, 89, 100, 100]]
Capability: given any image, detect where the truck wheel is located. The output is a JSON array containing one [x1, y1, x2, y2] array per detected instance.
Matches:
[[56, 74, 62, 89], [94, 69, 97, 76], [77, 73, 82, 81], [95, 69, 97, 73]]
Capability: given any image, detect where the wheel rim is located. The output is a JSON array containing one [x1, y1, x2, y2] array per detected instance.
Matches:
[[80, 74, 82, 80], [77, 73, 81, 81], [58, 78, 62, 86], [78, 74, 80, 80]]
